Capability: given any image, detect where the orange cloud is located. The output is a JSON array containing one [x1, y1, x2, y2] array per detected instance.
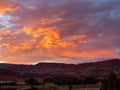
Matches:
[[37, 30, 75, 48], [23, 27, 75, 49], [0, 26, 75, 54], [0, 37, 3, 40], [60, 49, 119, 59], [2, 39, 36, 53], [79, 40, 88, 43], [41, 18, 63, 25], [23, 27, 55, 38], [0, 30, 12, 36], [0, 29, 36, 53], [70, 35, 87, 40], [0, 0, 19, 14], [0, 7, 19, 14]]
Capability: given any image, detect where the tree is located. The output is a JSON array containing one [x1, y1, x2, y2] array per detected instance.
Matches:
[[44, 76, 80, 85], [84, 76, 97, 84], [25, 77, 39, 85], [100, 71, 120, 90]]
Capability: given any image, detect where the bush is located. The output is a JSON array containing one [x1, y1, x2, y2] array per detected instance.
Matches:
[[25, 77, 40, 85], [44, 77, 80, 85], [84, 76, 98, 84]]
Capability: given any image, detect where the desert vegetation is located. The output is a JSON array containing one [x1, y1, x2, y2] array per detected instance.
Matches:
[[0, 71, 120, 90]]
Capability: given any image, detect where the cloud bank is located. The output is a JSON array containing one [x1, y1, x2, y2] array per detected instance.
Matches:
[[0, 0, 120, 64]]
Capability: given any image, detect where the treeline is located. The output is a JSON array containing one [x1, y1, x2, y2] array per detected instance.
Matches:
[[0, 71, 120, 90], [25, 71, 120, 90], [44, 76, 98, 85]]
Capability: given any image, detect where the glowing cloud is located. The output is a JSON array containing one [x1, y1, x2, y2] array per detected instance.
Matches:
[[0, 0, 19, 14], [23, 27, 75, 48], [0, 6, 19, 14]]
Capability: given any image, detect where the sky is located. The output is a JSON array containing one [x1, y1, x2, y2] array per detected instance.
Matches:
[[0, 0, 120, 64]]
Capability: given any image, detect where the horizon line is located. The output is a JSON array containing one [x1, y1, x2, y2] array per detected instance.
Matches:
[[0, 58, 119, 65]]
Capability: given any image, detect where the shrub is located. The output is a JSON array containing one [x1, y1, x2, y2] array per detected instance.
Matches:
[[84, 76, 98, 84], [25, 77, 39, 85], [44, 77, 80, 85]]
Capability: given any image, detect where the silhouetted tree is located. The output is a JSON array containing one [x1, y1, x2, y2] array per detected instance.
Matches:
[[84, 76, 97, 84], [100, 71, 120, 90], [25, 77, 39, 85], [44, 76, 80, 85]]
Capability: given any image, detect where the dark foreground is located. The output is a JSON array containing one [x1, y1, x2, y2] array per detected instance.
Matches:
[[0, 84, 100, 90]]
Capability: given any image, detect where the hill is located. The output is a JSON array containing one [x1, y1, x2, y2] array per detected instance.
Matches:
[[5, 59, 120, 79], [0, 63, 16, 68], [0, 68, 17, 81]]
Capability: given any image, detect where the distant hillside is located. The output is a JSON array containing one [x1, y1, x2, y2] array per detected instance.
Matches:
[[0, 59, 120, 81], [78, 59, 120, 67], [0, 63, 15, 68], [6, 59, 120, 79], [0, 68, 16, 76], [0, 68, 17, 81]]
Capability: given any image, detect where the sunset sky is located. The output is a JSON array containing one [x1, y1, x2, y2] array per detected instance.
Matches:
[[0, 0, 120, 64]]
